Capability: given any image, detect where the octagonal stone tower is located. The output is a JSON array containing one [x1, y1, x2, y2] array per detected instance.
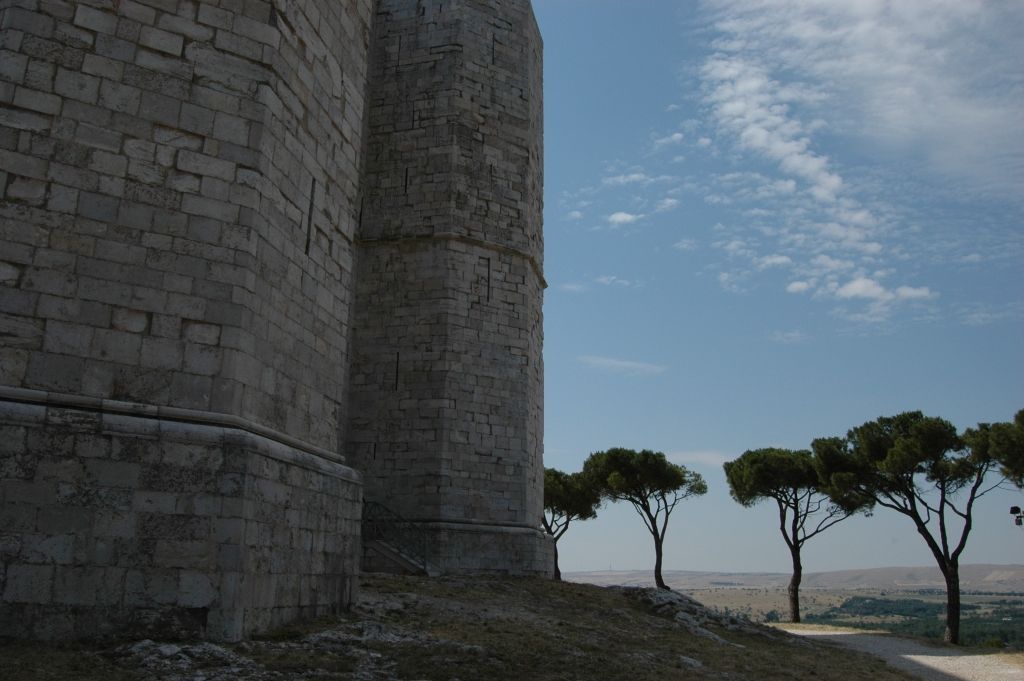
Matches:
[[348, 0, 552, 574]]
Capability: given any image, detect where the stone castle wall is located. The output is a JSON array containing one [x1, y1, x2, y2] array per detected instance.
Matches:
[[0, 0, 372, 449], [0, 396, 360, 640], [0, 0, 549, 640], [0, 0, 371, 640], [348, 0, 549, 573]]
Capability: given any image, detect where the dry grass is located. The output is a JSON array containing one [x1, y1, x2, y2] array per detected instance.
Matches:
[[681, 586, 854, 620], [0, 642, 140, 681], [347, 574, 918, 681], [998, 652, 1024, 667], [0, 575, 923, 681], [777, 622, 890, 634]]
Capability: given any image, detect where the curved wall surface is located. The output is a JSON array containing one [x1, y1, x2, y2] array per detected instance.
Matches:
[[349, 0, 551, 574]]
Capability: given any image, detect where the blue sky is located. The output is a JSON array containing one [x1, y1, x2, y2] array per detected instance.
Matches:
[[533, 0, 1024, 575]]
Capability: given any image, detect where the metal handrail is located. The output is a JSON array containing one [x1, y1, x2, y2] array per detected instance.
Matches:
[[362, 501, 429, 574]]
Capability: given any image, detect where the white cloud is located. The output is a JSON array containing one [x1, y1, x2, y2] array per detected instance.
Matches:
[[558, 283, 587, 293], [566, 210, 584, 221], [831, 276, 937, 322], [701, 0, 1024, 198], [608, 211, 643, 226], [595, 275, 633, 287], [690, 1, 1020, 328], [760, 179, 796, 196], [550, 1, 1017, 331], [962, 310, 1006, 326], [701, 55, 844, 203], [720, 238, 752, 256], [654, 132, 685, 150], [770, 330, 807, 344], [718, 271, 746, 293], [835, 206, 876, 228], [603, 173, 649, 186], [655, 198, 680, 212], [579, 355, 668, 377], [756, 254, 792, 269], [715, 171, 800, 201], [810, 255, 853, 273], [836, 277, 889, 300], [602, 172, 675, 187], [958, 302, 1024, 327], [814, 221, 883, 254], [895, 285, 934, 300]]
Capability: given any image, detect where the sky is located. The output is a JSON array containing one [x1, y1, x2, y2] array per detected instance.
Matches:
[[532, 0, 1024, 576]]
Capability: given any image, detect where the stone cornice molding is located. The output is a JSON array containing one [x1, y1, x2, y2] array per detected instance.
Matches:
[[357, 232, 547, 289], [0, 385, 347, 467]]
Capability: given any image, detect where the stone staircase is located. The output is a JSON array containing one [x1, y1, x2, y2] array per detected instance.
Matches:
[[362, 502, 440, 577]]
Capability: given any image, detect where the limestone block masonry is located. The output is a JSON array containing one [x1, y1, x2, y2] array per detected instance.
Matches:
[[0, 393, 360, 640], [0, 0, 550, 641], [347, 0, 550, 575], [0, 0, 374, 639]]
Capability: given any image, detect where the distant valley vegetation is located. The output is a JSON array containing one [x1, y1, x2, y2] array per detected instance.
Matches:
[[569, 565, 1024, 649]]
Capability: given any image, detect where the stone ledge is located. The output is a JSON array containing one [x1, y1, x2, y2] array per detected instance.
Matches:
[[356, 232, 548, 289], [0, 385, 349, 468], [410, 518, 545, 533], [418, 521, 553, 577]]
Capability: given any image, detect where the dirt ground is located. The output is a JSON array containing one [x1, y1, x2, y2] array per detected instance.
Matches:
[[781, 625, 1024, 681]]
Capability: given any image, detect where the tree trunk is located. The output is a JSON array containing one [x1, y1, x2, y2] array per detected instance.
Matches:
[[788, 545, 802, 623], [552, 541, 561, 581], [943, 563, 961, 644], [653, 533, 668, 590]]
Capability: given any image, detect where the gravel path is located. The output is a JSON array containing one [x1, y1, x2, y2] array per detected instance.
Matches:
[[780, 626, 1024, 681]]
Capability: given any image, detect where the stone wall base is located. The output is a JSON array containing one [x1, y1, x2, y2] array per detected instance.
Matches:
[[0, 392, 361, 641], [421, 522, 553, 577]]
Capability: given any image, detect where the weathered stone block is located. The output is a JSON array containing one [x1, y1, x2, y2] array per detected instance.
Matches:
[[3, 564, 54, 603], [138, 26, 183, 56], [53, 566, 104, 605], [0, 50, 29, 83], [177, 571, 216, 607], [124, 569, 177, 606], [140, 336, 183, 370], [54, 66, 100, 103], [74, 6, 118, 36], [12, 86, 61, 114], [139, 513, 210, 540], [91, 328, 142, 364], [0, 501, 37, 532], [85, 459, 141, 488], [99, 79, 142, 114], [111, 307, 149, 333]]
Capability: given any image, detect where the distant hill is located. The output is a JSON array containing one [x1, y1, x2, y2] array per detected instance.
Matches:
[[566, 564, 1024, 592]]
